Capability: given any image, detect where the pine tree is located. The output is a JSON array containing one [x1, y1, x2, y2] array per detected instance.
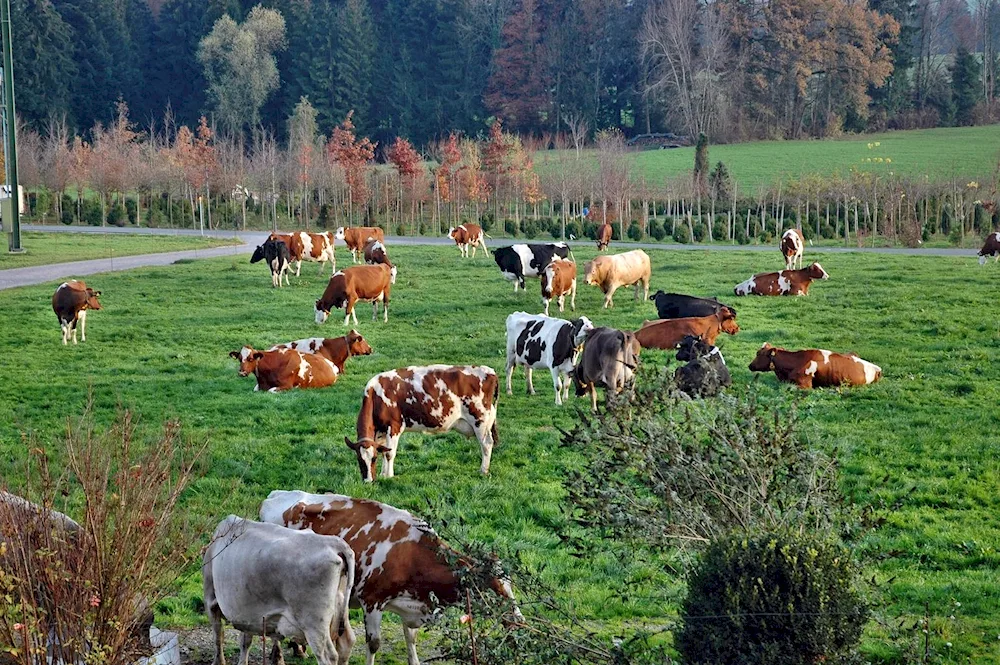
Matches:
[[10, 0, 77, 128], [485, 0, 550, 132], [950, 46, 981, 126], [147, 0, 211, 129], [333, 0, 376, 134], [694, 133, 709, 197]]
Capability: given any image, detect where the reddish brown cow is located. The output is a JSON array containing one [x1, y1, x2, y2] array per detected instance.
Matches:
[[780, 228, 805, 270], [269, 331, 373, 372], [632, 309, 740, 350], [734, 262, 829, 296], [362, 239, 393, 268], [596, 223, 612, 251], [269, 231, 336, 276], [446, 223, 487, 258], [260, 490, 521, 665], [335, 226, 385, 263], [749, 343, 882, 389], [315, 264, 396, 326], [540, 258, 577, 316], [52, 280, 102, 345], [978, 232, 1000, 265], [229, 346, 340, 392]]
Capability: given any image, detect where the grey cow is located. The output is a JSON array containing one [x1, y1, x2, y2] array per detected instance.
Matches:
[[572, 327, 641, 411]]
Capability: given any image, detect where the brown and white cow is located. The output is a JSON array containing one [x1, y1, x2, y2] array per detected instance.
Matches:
[[446, 223, 487, 258], [335, 226, 385, 263], [52, 280, 102, 345], [583, 249, 651, 308], [363, 239, 393, 268], [540, 258, 577, 316], [978, 232, 1000, 265], [781, 228, 805, 270], [632, 308, 740, 350], [572, 327, 641, 411], [260, 490, 522, 665], [345, 365, 500, 481], [269, 231, 336, 276], [315, 264, 396, 326], [734, 262, 829, 296], [749, 343, 882, 389], [269, 331, 373, 372], [229, 346, 340, 392], [596, 223, 612, 251]]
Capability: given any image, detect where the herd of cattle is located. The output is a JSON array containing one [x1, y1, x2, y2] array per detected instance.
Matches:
[[46, 223, 1000, 665]]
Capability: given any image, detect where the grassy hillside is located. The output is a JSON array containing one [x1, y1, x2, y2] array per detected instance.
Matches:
[[0, 232, 240, 270], [0, 246, 998, 663]]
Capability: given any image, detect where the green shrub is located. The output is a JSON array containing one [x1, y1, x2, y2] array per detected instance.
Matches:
[[81, 199, 102, 226], [146, 206, 165, 228], [125, 199, 138, 224], [519, 219, 539, 238], [678, 533, 868, 665], [583, 222, 598, 240], [627, 221, 642, 241], [921, 225, 931, 242], [692, 222, 707, 242], [479, 212, 495, 232], [550, 224, 563, 239], [395, 224, 407, 236], [734, 223, 749, 245], [819, 223, 836, 239], [107, 203, 128, 227], [611, 223, 622, 241], [61, 208, 75, 225], [648, 219, 666, 240], [317, 204, 331, 229], [565, 220, 582, 239], [712, 217, 728, 241], [504, 219, 518, 237], [948, 225, 963, 246], [673, 224, 691, 244]]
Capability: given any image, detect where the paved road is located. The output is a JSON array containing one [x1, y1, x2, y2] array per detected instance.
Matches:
[[0, 223, 980, 292]]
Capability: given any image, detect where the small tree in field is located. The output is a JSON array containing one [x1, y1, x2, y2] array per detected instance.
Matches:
[[387, 136, 423, 229], [327, 111, 376, 224]]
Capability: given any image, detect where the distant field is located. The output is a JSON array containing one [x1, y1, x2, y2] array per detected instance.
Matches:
[[0, 232, 241, 270], [537, 125, 1000, 189]]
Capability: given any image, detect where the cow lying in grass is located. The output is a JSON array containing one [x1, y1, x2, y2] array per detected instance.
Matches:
[[230, 346, 341, 392], [673, 335, 731, 398], [749, 343, 882, 389]]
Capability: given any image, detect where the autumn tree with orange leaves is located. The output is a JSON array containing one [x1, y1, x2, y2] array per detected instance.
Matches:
[[327, 111, 376, 223], [387, 137, 423, 228]]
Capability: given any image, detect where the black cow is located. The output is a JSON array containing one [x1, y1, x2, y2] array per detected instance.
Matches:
[[493, 243, 571, 291], [673, 334, 731, 398], [251, 238, 291, 288], [649, 291, 737, 319]]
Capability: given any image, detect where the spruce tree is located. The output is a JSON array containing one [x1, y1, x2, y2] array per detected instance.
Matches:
[[332, 0, 375, 134], [11, 0, 77, 128], [950, 46, 981, 126]]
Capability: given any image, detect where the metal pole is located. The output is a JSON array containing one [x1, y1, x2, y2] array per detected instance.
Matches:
[[0, 0, 21, 252]]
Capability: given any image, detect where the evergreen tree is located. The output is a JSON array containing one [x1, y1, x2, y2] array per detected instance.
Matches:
[[950, 46, 981, 126], [11, 0, 77, 128], [694, 132, 709, 197], [332, 0, 376, 134], [147, 0, 211, 129]]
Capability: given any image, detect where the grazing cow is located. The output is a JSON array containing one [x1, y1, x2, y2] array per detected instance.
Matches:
[[335, 226, 385, 263], [446, 223, 487, 258], [345, 365, 499, 480], [649, 291, 737, 320], [492, 243, 571, 291], [260, 491, 522, 665], [505, 312, 594, 405], [52, 280, 102, 345], [583, 249, 651, 308], [315, 264, 396, 326], [734, 262, 829, 296], [269, 231, 336, 276], [203, 516, 355, 665], [673, 335, 731, 398], [633, 309, 740, 350], [540, 259, 577, 316], [571, 327, 641, 411], [596, 223, 613, 251], [251, 238, 292, 287], [749, 343, 882, 389], [781, 228, 805, 270], [229, 346, 341, 392], [269, 331, 373, 372], [978, 232, 1000, 265], [363, 239, 393, 268]]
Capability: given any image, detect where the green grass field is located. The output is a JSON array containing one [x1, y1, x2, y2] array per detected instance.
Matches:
[[0, 232, 240, 270], [537, 125, 1000, 190], [1, 245, 999, 663]]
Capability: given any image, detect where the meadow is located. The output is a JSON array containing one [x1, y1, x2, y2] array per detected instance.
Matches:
[[0, 232, 240, 270], [0, 244, 998, 663]]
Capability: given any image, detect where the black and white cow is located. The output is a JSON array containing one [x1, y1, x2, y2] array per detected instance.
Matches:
[[493, 243, 571, 291], [505, 311, 594, 405], [250, 238, 291, 287], [673, 334, 731, 398], [649, 291, 737, 320]]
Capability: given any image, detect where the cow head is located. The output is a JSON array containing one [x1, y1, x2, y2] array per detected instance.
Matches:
[[980, 254, 989, 266], [583, 260, 602, 287], [85, 288, 102, 310], [749, 343, 777, 372], [648, 289, 665, 302], [676, 334, 710, 362], [346, 330, 373, 357], [250, 244, 266, 264], [229, 346, 262, 377], [719, 307, 740, 335], [571, 316, 595, 347], [315, 301, 331, 324], [344, 437, 391, 482], [334, 227, 346, 241], [446, 227, 458, 240], [806, 262, 829, 280], [390, 265, 398, 284]]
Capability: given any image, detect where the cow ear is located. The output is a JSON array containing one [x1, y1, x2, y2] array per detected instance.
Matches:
[[344, 437, 360, 451], [252, 351, 264, 360], [228, 350, 240, 359]]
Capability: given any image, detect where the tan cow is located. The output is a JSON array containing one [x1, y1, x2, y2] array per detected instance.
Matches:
[[632, 309, 740, 350], [583, 249, 651, 308], [447, 223, 487, 258], [335, 226, 385, 263], [315, 264, 396, 326], [749, 343, 882, 389], [540, 258, 577, 315]]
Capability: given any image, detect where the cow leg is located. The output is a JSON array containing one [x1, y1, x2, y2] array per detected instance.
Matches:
[[363, 610, 383, 665], [301, 623, 338, 665], [542, 299, 550, 316], [558, 294, 565, 312], [525, 367, 535, 395], [590, 386, 598, 412], [383, 432, 401, 478], [561, 371, 572, 401], [604, 285, 617, 308], [372, 300, 379, 321], [60, 322, 69, 345], [269, 639, 285, 665], [71, 319, 79, 344], [333, 611, 355, 665], [470, 244, 477, 259], [382, 297, 389, 323], [550, 368, 563, 406], [505, 359, 515, 395], [78, 310, 87, 342], [402, 626, 420, 665], [208, 598, 226, 665], [237, 631, 253, 665], [570, 281, 576, 311], [475, 417, 496, 475]]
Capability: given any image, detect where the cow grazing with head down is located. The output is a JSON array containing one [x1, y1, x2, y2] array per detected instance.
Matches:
[[540, 258, 577, 316], [493, 242, 571, 291], [260, 490, 522, 665], [505, 312, 594, 405], [781, 228, 805, 270], [734, 262, 829, 296], [52, 280, 102, 345], [572, 327, 641, 411], [346, 365, 500, 481], [673, 335, 731, 398], [749, 343, 882, 389], [447, 223, 487, 258], [335, 226, 385, 264], [363, 239, 393, 268], [978, 232, 1000, 265], [633, 308, 740, 350], [269, 331, 373, 371], [229, 346, 341, 392], [596, 223, 612, 251], [315, 264, 396, 326], [269, 231, 336, 276], [203, 516, 355, 665], [583, 249, 651, 308], [251, 238, 292, 287], [649, 291, 737, 320]]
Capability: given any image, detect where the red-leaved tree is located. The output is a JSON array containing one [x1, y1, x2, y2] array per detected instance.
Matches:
[[327, 111, 376, 223]]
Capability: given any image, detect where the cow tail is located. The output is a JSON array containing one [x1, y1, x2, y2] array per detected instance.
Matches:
[[490, 378, 500, 447], [335, 547, 355, 639], [568, 248, 577, 264]]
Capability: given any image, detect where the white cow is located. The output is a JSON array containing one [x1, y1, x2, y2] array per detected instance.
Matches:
[[505, 312, 594, 405]]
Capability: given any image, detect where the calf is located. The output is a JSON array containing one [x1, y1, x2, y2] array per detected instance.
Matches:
[[505, 312, 594, 405], [203, 516, 355, 665], [447, 223, 487, 258], [493, 242, 570, 291], [229, 346, 340, 392], [633, 308, 740, 350], [540, 258, 577, 316], [583, 249, 651, 308], [315, 264, 396, 326], [572, 327, 641, 411], [673, 335, 731, 398], [345, 365, 499, 480], [335, 226, 385, 263], [363, 239, 393, 268], [251, 238, 291, 287], [649, 291, 737, 319], [780, 228, 805, 270], [749, 343, 882, 389], [52, 280, 102, 345], [260, 491, 521, 665], [269, 231, 336, 276], [269, 331, 373, 372], [734, 262, 829, 296], [978, 232, 1000, 265], [596, 223, 612, 251]]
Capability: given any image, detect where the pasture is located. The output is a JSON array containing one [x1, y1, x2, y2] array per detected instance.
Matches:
[[0, 232, 240, 270], [0, 244, 999, 663]]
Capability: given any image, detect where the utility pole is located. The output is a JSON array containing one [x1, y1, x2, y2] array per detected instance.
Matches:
[[0, 0, 21, 253]]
